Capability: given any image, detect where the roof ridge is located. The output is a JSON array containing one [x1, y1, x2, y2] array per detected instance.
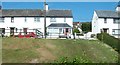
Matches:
[[49, 9, 71, 11], [2, 9, 41, 10], [95, 10, 115, 12]]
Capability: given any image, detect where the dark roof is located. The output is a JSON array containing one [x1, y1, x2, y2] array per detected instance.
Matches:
[[46, 10, 72, 17], [117, 1, 120, 7], [95, 10, 120, 18], [0, 10, 1, 16], [47, 23, 71, 28], [73, 22, 80, 25], [1, 9, 72, 17], [2, 9, 43, 17]]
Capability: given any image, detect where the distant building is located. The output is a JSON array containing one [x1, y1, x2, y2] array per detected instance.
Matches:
[[73, 22, 81, 28], [92, 2, 120, 38], [73, 22, 82, 33]]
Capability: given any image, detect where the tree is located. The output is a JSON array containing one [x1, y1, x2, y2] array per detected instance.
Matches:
[[73, 28, 80, 34], [81, 22, 91, 33]]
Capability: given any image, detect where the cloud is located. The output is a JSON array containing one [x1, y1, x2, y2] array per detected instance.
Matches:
[[1, 0, 120, 2]]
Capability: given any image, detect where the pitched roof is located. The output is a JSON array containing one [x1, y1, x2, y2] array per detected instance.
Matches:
[[2, 9, 43, 17], [95, 10, 120, 18], [46, 10, 72, 17], [0, 10, 1, 15], [1, 9, 72, 17], [117, 1, 120, 7], [47, 23, 71, 28]]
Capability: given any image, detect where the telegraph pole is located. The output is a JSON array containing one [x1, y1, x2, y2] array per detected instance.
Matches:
[[44, 0, 46, 39]]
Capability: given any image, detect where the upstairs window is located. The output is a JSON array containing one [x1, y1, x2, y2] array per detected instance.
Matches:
[[0, 17, 4, 23], [34, 17, 40, 22], [50, 18, 56, 22], [25, 17, 27, 22], [113, 18, 120, 24], [64, 18, 66, 22], [104, 18, 107, 23], [11, 17, 14, 23]]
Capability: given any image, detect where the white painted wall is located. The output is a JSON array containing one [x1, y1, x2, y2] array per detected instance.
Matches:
[[116, 7, 120, 12], [0, 17, 45, 36], [46, 17, 73, 27], [97, 18, 118, 35], [0, 17, 73, 36], [92, 11, 99, 34], [92, 11, 119, 38]]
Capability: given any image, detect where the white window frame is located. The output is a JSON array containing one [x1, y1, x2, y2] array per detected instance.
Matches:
[[0, 17, 4, 23], [64, 18, 66, 22], [25, 17, 27, 22], [112, 29, 120, 35], [11, 17, 14, 23], [104, 18, 107, 23], [34, 17, 40, 22], [50, 18, 56, 22], [113, 18, 120, 24]]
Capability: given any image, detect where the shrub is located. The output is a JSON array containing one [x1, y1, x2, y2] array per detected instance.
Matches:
[[91, 34, 96, 38], [73, 28, 80, 34], [97, 33, 120, 53], [54, 56, 91, 63]]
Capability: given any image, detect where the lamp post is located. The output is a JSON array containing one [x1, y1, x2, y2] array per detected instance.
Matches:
[[44, 0, 46, 39]]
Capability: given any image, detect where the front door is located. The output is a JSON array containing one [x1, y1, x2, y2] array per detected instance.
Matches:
[[23, 28, 27, 35], [10, 27, 14, 36], [103, 28, 109, 33], [64, 28, 69, 35]]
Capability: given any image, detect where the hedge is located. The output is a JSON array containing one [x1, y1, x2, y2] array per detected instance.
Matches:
[[97, 33, 120, 53]]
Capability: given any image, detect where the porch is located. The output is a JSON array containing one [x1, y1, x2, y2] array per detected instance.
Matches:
[[47, 23, 72, 38]]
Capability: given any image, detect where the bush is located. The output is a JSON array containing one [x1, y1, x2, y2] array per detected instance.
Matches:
[[73, 28, 80, 35], [91, 34, 96, 38], [73, 28, 80, 33], [97, 33, 120, 53]]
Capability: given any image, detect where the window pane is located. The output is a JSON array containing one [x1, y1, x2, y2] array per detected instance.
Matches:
[[104, 18, 107, 23], [113, 18, 120, 24], [50, 18, 56, 22], [0, 17, 4, 22], [112, 29, 120, 34]]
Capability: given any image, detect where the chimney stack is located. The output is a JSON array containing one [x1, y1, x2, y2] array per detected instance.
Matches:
[[116, 1, 120, 11], [45, 4, 49, 11]]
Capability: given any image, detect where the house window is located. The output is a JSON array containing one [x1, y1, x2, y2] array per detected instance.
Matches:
[[15, 28, 18, 33], [50, 18, 56, 22], [11, 17, 14, 23], [25, 17, 27, 22], [48, 28, 58, 33], [113, 18, 120, 24], [0, 17, 4, 23], [0, 28, 5, 34], [112, 29, 120, 35], [64, 18, 66, 22], [23, 28, 27, 35], [34, 17, 40, 22], [59, 28, 62, 33], [104, 18, 107, 23]]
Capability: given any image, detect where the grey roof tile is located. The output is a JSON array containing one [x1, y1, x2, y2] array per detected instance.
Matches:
[[46, 10, 72, 17], [95, 10, 120, 18], [1, 9, 72, 17], [2, 9, 43, 17], [47, 23, 71, 28]]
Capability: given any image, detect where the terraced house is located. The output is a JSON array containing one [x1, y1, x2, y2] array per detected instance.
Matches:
[[0, 4, 73, 38], [92, 2, 120, 38]]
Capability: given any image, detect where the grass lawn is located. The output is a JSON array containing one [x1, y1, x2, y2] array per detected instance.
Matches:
[[2, 38, 118, 63]]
